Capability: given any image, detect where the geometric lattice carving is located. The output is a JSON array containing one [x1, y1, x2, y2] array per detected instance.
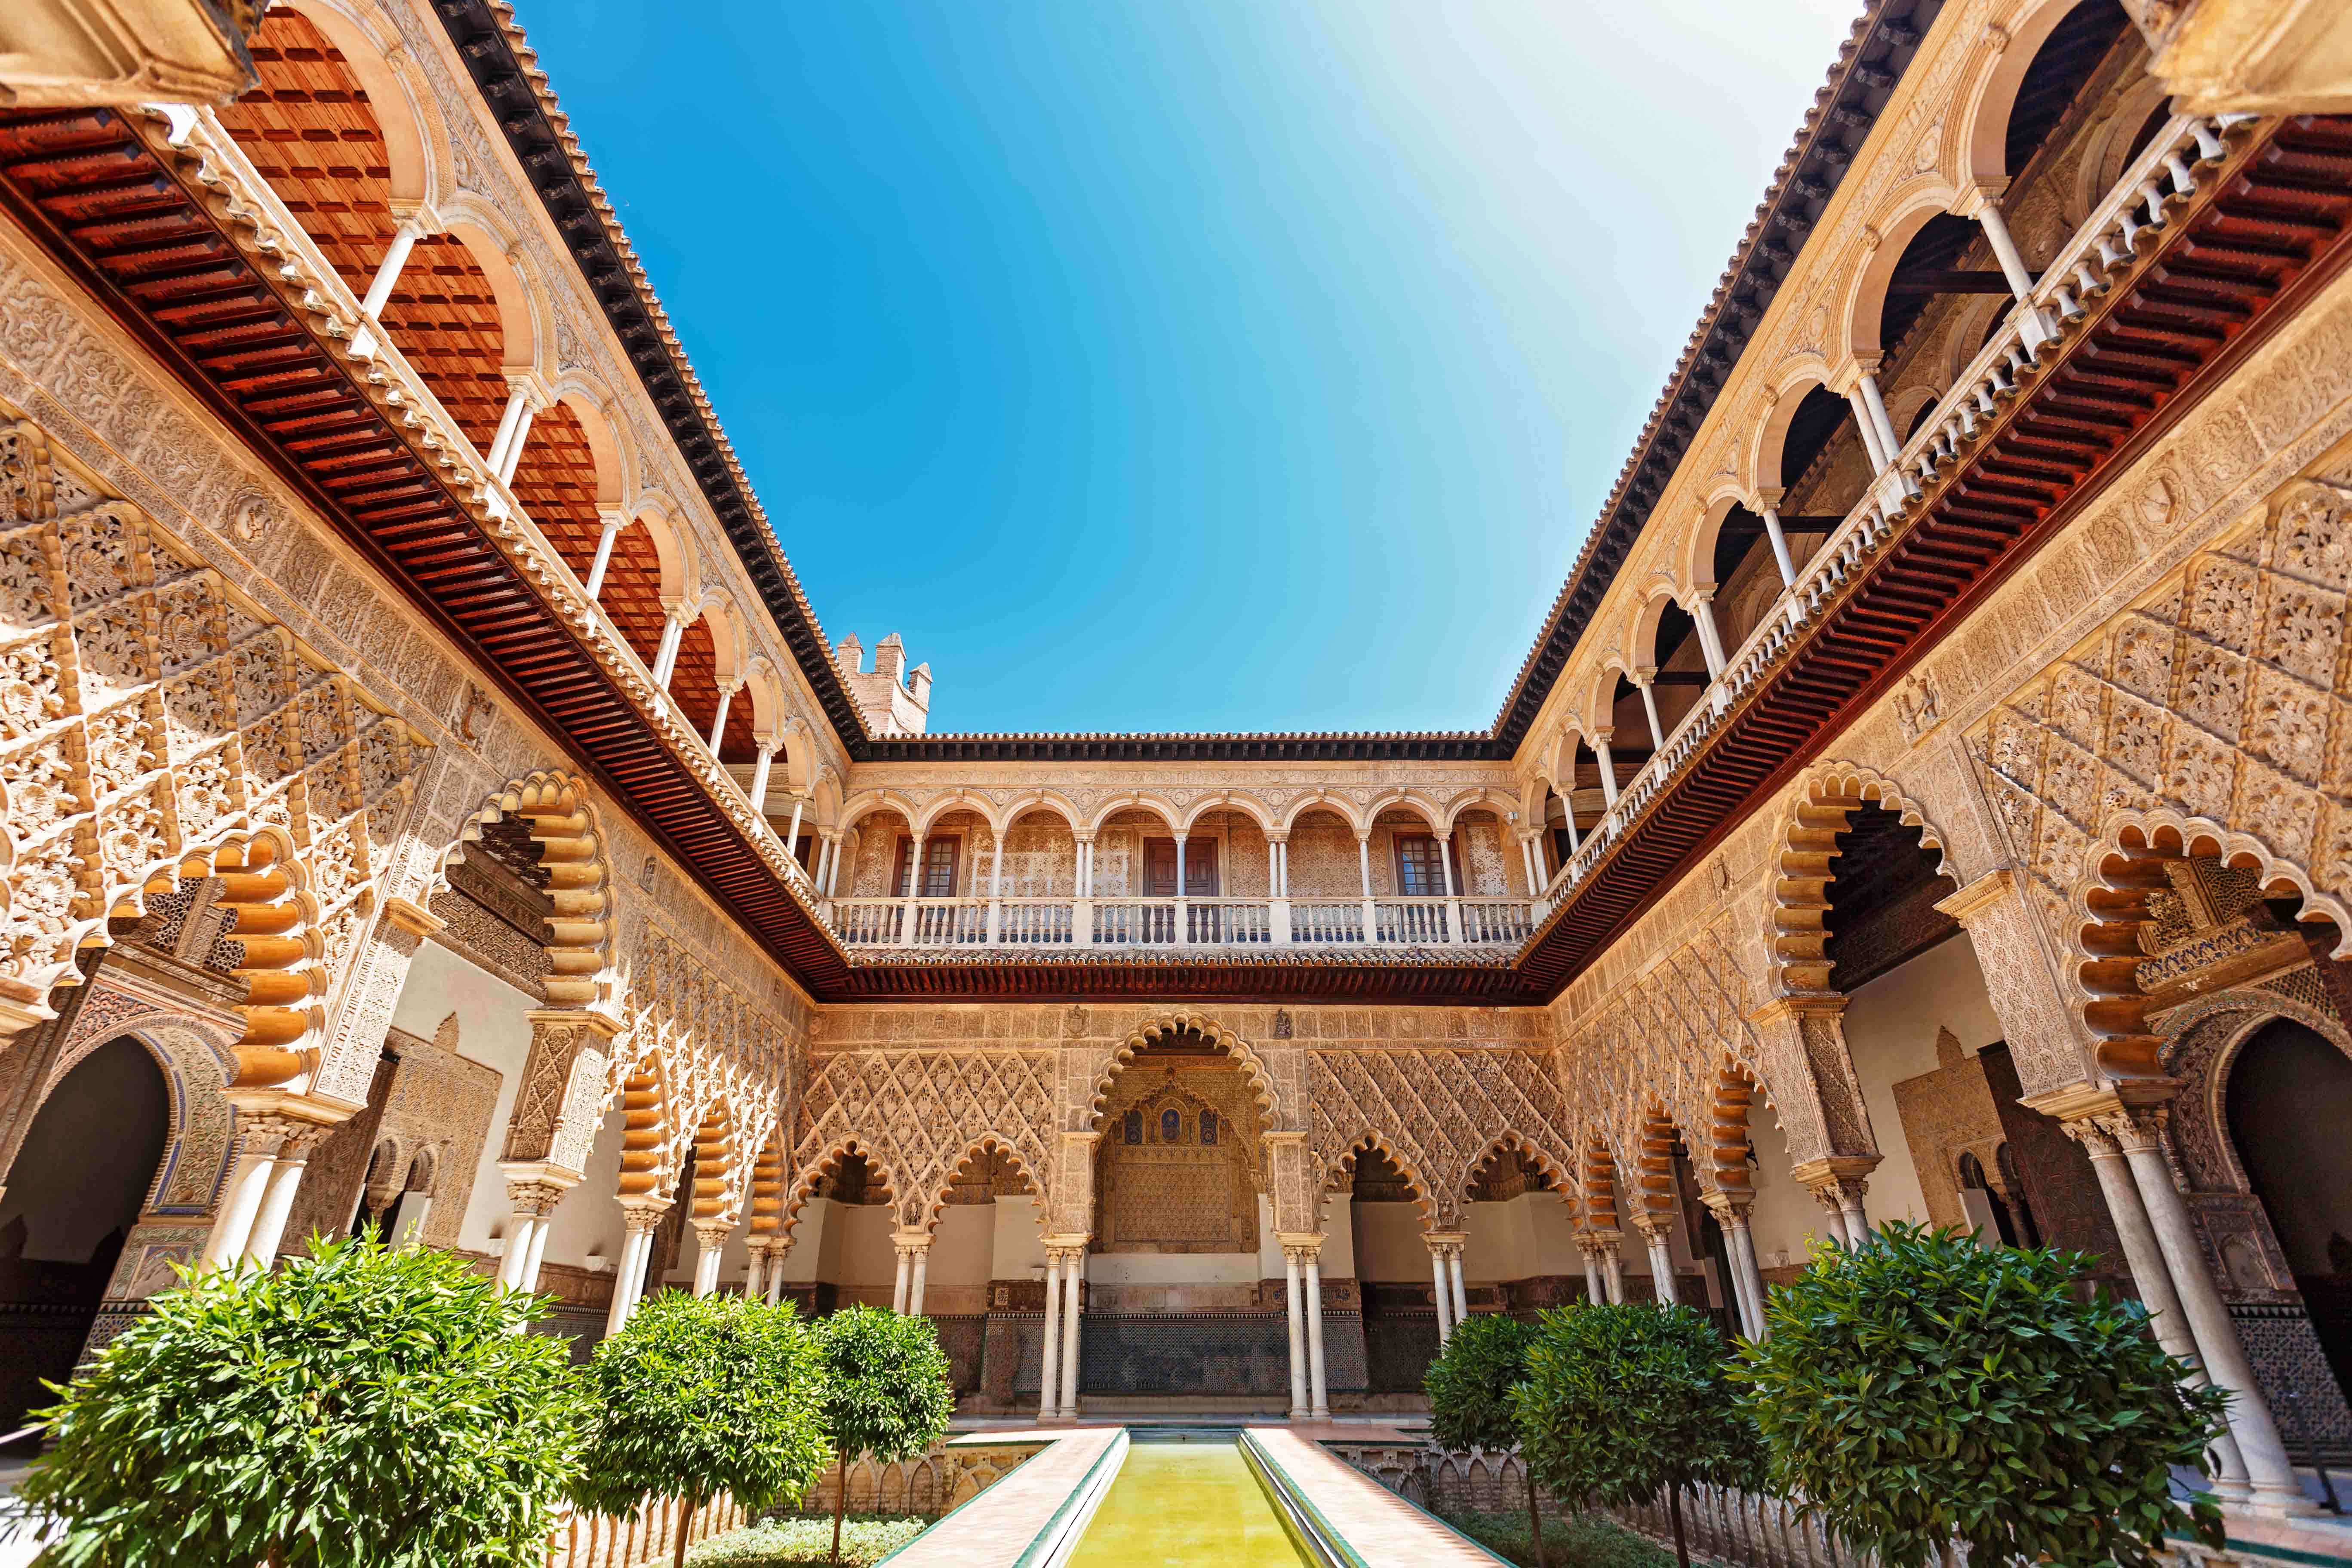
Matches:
[[1974, 479, 2352, 1082], [1307, 1047, 1574, 1230], [0, 416, 427, 1067], [793, 1047, 1057, 1233]]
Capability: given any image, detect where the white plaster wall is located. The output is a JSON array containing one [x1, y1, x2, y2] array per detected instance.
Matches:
[[928, 1204, 993, 1287], [1745, 1100, 1837, 1270], [833, 1204, 897, 1293], [536, 1100, 627, 1274], [1839, 933, 2005, 1230], [389, 941, 531, 1254], [992, 1195, 1045, 1278], [1462, 1192, 1583, 1283], [1316, 1194, 1357, 1278], [1350, 1202, 1427, 1282], [777, 1197, 831, 1284], [1088, 1252, 1262, 1285]]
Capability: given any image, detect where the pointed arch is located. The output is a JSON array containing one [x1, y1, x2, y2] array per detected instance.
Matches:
[[780, 1136, 909, 1246], [439, 770, 618, 1013], [2072, 810, 2352, 1085], [1083, 1012, 1280, 1131], [921, 1134, 1048, 1235], [1764, 763, 1957, 998], [1322, 1132, 1436, 1227]]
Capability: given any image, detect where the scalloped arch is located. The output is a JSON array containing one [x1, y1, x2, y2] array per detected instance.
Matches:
[[1764, 763, 1956, 997], [1085, 1012, 1280, 1131]]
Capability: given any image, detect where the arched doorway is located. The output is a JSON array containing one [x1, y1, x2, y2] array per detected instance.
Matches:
[[2225, 1019, 2352, 1410], [0, 1037, 169, 1427]]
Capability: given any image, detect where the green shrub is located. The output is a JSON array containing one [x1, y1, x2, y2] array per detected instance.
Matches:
[[1734, 1223, 2228, 1568], [1514, 1303, 1761, 1568], [574, 1293, 833, 1568], [812, 1306, 953, 1566], [16, 1231, 581, 1568], [687, 1513, 928, 1566], [1440, 1511, 1672, 1568], [1426, 1313, 1551, 1565]]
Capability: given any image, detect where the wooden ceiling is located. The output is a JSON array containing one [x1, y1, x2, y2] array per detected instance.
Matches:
[[219, 12, 735, 749]]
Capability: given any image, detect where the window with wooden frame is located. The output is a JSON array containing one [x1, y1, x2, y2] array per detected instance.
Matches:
[[1394, 833, 1456, 897], [1141, 838, 1218, 897], [891, 835, 961, 898]]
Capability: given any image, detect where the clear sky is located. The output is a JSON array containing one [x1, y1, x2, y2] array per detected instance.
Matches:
[[521, 1, 1861, 735]]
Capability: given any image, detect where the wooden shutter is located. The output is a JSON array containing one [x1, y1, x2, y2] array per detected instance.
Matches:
[[1184, 839, 1218, 897], [1143, 839, 1178, 897], [892, 836, 912, 898]]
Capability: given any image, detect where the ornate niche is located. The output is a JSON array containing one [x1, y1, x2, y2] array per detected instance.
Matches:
[[1095, 1060, 1263, 1254]]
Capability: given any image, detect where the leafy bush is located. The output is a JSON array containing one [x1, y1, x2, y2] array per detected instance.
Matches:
[[574, 1293, 833, 1568], [812, 1306, 953, 1565], [1427, 1313, 1551, 1565], [16, 1231, 581, 1568], [1441, 1511, 1672, 1568], [1514, 1303, 1761, 1568], [1735, 1223, 2228, 1568], [688, 1513, 928, 1566]]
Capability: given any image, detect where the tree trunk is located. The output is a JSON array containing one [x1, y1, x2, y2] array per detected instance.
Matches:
[[1667, 1486, 1689, 1568], [1519, 1460, 1548, 1568], [673, 1490, 698, 1568], [831, 1453, 849, 1565]]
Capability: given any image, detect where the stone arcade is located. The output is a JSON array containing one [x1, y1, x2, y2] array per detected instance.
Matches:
[[0, 0, 2349, 1541]]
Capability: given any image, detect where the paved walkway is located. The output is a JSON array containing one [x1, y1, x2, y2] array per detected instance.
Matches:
[[1245, 1428, 1510, 1567], [878, 1425, 1125, 1568]]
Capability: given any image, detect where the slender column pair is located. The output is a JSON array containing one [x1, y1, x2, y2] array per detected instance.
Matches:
[[2059, 1101, 2314, 1512], [495, 1173, 575, 1294], [741, 1239, 789, 1304], [688, 1221, 734, 1297], [1037, 1242, 1085, 1422], [1631, 1213, 1679, 1305], [890, 1234, 932, 1316], [1804, 1174, 1872, 1249], [1424, 1233, 1469, 1343], [1279, 1239, 1331, 1420], [603, 1200, 671, 1337], [1703, 1193, 1770, 1340], [203, 1113, 333, 1271]]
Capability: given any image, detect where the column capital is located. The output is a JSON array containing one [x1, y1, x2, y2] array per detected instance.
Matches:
[[891, 1228, 935, 1254], [1588, 726, 1614, 744], [1262, 829, 1289, 845], [499, 368, 554, 411], [1629, 666, 1657, 687], [1752, 485, 1787, 510], [1744, 990, 1850, 1029], [1788, 1154, 1881, 1190], [1573, 1228, 1622, 1258], [1627, 1208, 1675, 1243], [1699, 1190, 1753, 1223], [1932, 867, 2020, 925], [523, 1006, 624, 1041], [619, 1197, 670, 1235], [1422, 1230, 1468, 1252], [499, 1163, 579, 1215], [1274, 1232, 1325, 1257], [691, 1218, 734, 1248], [385, 197, 443, 233], [382, 895, 445, 939]]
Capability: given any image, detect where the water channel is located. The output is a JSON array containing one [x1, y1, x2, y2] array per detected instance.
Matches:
[[1061, 1434, 1310, 1567]]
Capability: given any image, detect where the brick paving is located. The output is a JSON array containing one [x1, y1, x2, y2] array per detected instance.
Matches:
[[1246, 1427, 1510, 1566], [879, 1425, 1124, 1568]]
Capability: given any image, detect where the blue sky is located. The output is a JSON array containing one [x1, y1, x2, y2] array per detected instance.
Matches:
[[522, 1, 1860, 735]]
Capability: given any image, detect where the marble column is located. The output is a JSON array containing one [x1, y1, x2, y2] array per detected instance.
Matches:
[[243, 1122, 331, 1267], [1038, 1251, 1064, 1422], [203, 1119, 288, 1268], [1283, 1247, 1310, 1420], [691, 1221, 730, 1297], [908, 1242, 931, 1317], [1447, 1245, 1469, 1325], [2109, 1104, 2310, 1514], [2060, 1115, 2251, 1496], [1304, 1246, 1330, 1420], [1633, 1216, 1678, 1306], [1577, 1236, 1606, 1304], [606, 1203, 667, 1338], [1428, 1236, 1457, 1342], [1058, 1246, 1083, 1419]]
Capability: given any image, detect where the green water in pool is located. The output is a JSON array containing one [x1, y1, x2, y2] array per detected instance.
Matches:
[[1061, 1442, 1309, 1567]]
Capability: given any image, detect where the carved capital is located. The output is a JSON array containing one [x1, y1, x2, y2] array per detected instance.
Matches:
[[1932, 867, 2017, 926], [382, 895, 446, 939], [620, 1197, 670, 1236]]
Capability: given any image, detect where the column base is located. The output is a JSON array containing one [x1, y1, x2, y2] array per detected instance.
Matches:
[[1310, 1406, 1331, 1422]]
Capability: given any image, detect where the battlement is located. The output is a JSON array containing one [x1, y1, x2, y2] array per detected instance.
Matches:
[[834, 632, 932, 737]]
